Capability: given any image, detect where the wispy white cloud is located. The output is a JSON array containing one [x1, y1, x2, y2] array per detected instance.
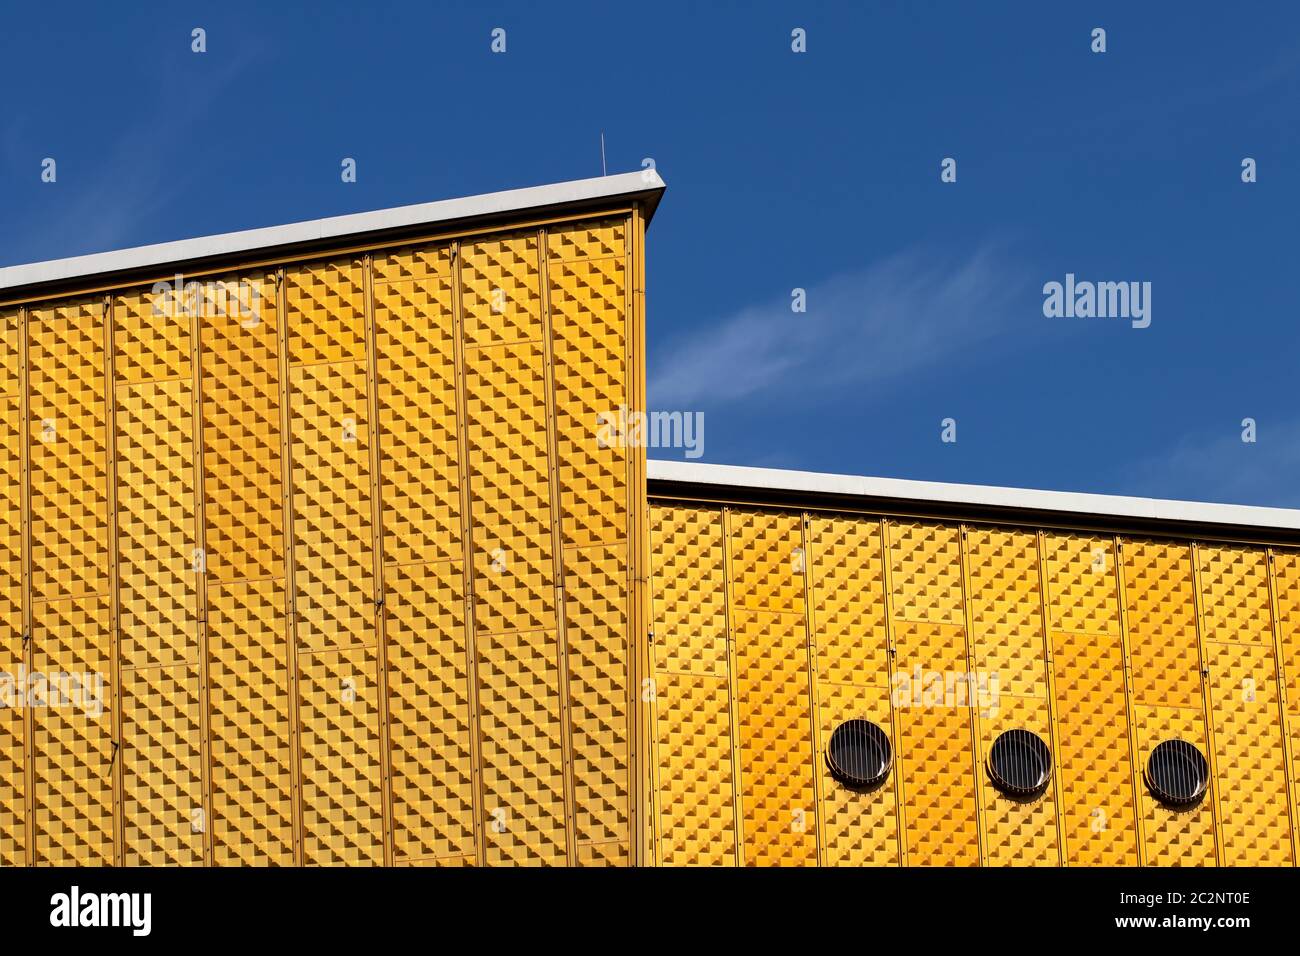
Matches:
[[649, 242, 1030, 410], [1123, 420, 1300, 508]]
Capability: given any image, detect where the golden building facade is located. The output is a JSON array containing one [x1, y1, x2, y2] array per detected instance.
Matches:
[[645, 467, 1300, 867], [2, 173, 1297, 865], [0, 174, 656, 866]]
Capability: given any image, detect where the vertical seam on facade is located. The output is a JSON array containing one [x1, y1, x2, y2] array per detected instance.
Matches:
[[879, 519, 908, 865], [1113, 536, 1147, 865], [102, 294, 124, 867], [190, 281, 215, 867], [626, 206, 646, 866], [621, 211, 638, 863], [18, 304, 34, 865], [450, 240, 487, 868], [1169, 540, 1216, 866], [645, 509, 661, 866], [1265, 548, 1299, 865], [1189, 542, 1224, 866], [799, 513, 825, 866], [958, 524, 987, 866], [274, 267, 305, 865], [636, 209, 651, 867], [721, 506, 745, 865], [538, 227, 578, 863], [362, 253, 396, 868], [1034, 530, 1067, 866]]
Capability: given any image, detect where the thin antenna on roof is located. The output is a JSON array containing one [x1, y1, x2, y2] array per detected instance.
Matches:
[[600, 132, 607, 176]]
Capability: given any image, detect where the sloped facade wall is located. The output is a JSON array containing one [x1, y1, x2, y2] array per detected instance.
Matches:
[[0, 208, 647, 866]]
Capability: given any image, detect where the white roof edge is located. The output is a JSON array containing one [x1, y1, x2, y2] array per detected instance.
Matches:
[[0, 170, 665, 293], [647, 460, 1300, 533]]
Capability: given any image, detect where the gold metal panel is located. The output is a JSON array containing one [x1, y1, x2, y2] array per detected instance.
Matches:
[[285, 258, 367, 365], [888, 521, 964, 625], [730, 509, 805, 615], [1272, 550, 1300, 853], [1272, 549, 1300, 714], [384, 559, 475, 862], [207, 578, 294, 866], [374, 273, 461, 566], [0, 394, 19, 639], [288, 360, 375, 650], [563, 543, 630, 848], [966, 528, 1046, 699], [463, 340, 552, 529], [892, 622, 971, 679], [653, 670, 737, 866], [114, 378, 199, 668], [471, 530, 555, 636], [1132, 705, 1216, 866], [807, 515, 887, 686], [964, 529, 1058, 867], [460, 233, 543, 348], [733, 609, 817, 866], [0, 386, 23, 865], [112, 287, 190, 385], [815, 681, 900, 866], [0, 398, 19, 640], [200, 271, 283, 583], [298, 645, 385, 865], [476, 627, 568, 865], [979, 695, 1061, 866], [120, 663, 204, 865], [1204, 639, 1293, 865], [464, 342, 555, 634], [1198, 545, 1272, 645], [892, 621, 980, 866], [1, 308, 18, 392], [31, 594, 113, 865], [549, 255, 628, 549], [1123, 539, 1201, 708], [1042, 533, 1120, 636], [1050, 630, 1138, 865], [547, 217, 627, 261], [649, 504, 727, 677], [28, 300, 108, 601], [373, 243, 451, 284], [1, 312, 23, 866]]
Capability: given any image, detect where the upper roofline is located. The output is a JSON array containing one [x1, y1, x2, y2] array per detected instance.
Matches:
[[0, 170, 665, 300], [647, 460, 1300, 542]]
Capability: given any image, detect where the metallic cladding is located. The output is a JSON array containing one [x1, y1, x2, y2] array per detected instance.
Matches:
[[4, 177, 1297, 866], [0, 207, 645, 866], [646, 502, 1300, 866]]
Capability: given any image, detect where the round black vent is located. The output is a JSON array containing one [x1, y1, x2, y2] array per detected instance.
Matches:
[[825, 719, 892, 790], [1144, 739, 1209, 808], [987, 729, 1052, 798]]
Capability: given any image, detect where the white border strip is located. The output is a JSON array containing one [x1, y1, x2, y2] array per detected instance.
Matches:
[[647, 459, 1300, 532], [1, 170, 665, 293]]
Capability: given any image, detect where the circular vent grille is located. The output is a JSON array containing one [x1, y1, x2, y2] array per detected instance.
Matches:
[[1144, 739, 1209, 808], [987, 729, 1053, 798], [825, 719, 892, 790]]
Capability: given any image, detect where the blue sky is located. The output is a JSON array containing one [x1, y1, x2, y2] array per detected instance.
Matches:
[[3, 2, 1298, 505]]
